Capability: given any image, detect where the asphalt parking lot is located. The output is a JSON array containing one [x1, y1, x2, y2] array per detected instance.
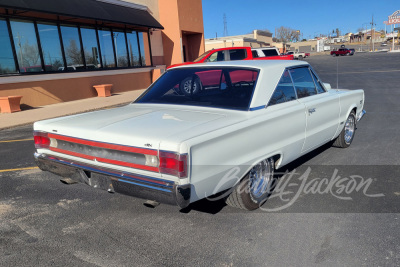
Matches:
[[1, 52, 399, 266]]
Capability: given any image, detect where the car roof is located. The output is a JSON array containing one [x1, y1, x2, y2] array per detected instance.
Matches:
[[171, 60, 308, 71], [251, 47, 277, 50]]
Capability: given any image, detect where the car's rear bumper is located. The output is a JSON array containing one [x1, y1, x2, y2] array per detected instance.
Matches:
[[34, 153, 191, 208]]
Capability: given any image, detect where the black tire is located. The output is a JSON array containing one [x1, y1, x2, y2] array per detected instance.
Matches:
[[226, 157, 274, 210], [333, 111, 356, 148], [346, 52, 350, 56], [179, 75, 202, 96], [298, 55, 303, 60]]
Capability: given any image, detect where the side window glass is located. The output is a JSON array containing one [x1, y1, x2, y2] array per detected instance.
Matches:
[[252, 50, 259, 58], [310, 70, 325, 94], [208, 51, 224, 62], [290, 67, 317, 98], [229, 49, 246, 60], [269, 69, 297, 106]]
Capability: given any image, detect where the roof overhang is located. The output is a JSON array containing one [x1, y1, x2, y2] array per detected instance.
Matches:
[[0, 0, 163, 29]]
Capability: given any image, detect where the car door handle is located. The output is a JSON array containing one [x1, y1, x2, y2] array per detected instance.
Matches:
[[308, 108, 316, 114]]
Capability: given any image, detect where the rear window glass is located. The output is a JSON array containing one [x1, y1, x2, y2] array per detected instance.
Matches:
[[135, 67, 259, 111], [262, 49, 279, 56]]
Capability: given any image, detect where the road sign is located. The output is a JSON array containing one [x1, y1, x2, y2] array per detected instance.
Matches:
[[388, 10, 400, 25]]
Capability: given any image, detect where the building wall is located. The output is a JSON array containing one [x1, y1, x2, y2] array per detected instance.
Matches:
[[158, 0, 204, 66], [0, 70, 152, 107], [205, 30, 274, 51], [289, 40, 318, 52]]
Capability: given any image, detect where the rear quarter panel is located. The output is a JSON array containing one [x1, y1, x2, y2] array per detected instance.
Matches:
[[332, 89, 365, 138]]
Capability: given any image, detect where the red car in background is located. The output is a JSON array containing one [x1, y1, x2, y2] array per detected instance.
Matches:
[[331, 48, 354, 56], [167, 47, 294, 69]]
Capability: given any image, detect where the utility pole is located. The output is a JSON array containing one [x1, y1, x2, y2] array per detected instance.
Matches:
[[223, 14, 228, 37], [370, 15, 375, 51]]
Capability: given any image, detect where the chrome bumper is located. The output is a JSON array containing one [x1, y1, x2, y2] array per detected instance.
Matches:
[[357, 110, 366, 122], [34, 153, 191, 208]]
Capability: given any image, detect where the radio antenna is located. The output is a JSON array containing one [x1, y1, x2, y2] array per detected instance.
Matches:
[[336, 57, 339, 89]]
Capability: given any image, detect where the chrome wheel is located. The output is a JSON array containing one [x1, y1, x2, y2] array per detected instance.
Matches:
[[182, 79, 197, 94], [249, 158, 274, 200], [180, 76, 201, 96], [344, 114, 355, 144]]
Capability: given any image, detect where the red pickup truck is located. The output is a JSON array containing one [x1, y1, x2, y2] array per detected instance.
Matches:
[[331, 48, 354, 56], [168, 47, 294, 69]]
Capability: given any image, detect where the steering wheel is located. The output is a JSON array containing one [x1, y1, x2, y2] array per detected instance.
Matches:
[[233, 81, 251, 87]]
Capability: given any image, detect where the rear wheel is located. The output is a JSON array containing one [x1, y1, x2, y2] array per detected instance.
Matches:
[[333, 111, 356, 148], [298, 55, 303, 60], [179, 75, 202, 96], [226, 157, 274, 210]]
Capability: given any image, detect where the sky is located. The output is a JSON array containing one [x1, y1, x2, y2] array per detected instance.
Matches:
[[202, 0, 400, 40]]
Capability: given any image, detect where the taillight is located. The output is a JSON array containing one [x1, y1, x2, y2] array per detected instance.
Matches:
[[159, 151, 187, 178], [34, 131, 50, 149]]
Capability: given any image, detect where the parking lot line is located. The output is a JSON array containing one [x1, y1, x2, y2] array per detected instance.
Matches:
[[0, 166, 38, 173], [0, 138, 33, 143]]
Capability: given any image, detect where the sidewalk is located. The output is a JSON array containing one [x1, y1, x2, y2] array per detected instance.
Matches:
[[0, 89, 146, 130]]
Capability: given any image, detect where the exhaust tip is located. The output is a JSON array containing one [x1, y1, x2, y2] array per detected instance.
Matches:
[[143, 200, 160, 208]]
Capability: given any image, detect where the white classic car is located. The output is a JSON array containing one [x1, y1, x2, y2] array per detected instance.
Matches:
[[34, 60, 365, 210]]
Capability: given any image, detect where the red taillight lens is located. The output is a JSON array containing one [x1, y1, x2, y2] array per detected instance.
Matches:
[[159, 151, 187, 178], [33, 131, 50, 149]]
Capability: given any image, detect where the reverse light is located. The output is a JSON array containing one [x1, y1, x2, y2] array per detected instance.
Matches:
[[159, 151, 188, 178], [33, 131, 50, 149]]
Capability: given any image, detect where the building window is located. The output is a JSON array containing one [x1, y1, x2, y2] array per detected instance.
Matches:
[[60, 25, 84, 70], [98, 28, 115, 68], [10, 19, 41, 73], [113, 29, 129, 67], [138, 31, 151, 66], [0, 14, 154, 76], [0, 19, 17, 74], [37, 22, 64, 71], [126, 30, 140, 66], [80, 27, 100, 69]]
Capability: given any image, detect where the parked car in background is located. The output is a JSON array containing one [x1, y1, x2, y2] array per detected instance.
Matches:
[[286, 51, 307, 59], [167, 47, 293, 69], [331, 48, 354, 56], [34, 60, 365, 211]]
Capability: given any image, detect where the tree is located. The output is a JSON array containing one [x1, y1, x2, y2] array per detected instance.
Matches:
[[65, 40, 83, 65], [336, 28, 340, 37], [276, 26, 300, 43], [20, 41, 40, 67]]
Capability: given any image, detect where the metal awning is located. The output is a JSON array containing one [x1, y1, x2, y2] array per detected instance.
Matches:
[[0, 0, 163, 29]]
